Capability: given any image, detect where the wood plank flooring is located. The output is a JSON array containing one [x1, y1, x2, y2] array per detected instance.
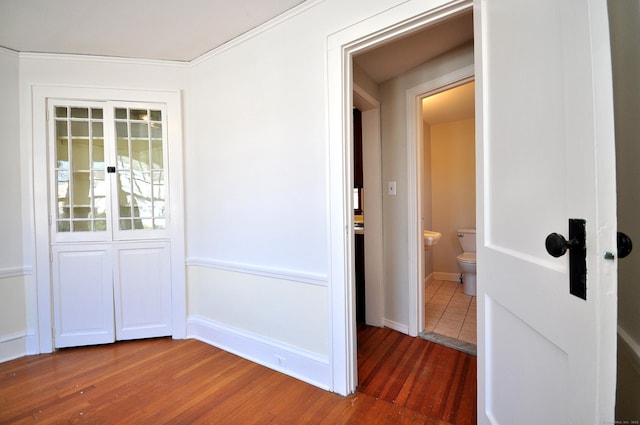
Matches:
[[0, 325, 476, 424]]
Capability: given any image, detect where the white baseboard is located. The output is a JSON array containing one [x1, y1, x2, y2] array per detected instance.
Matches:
[[433, 272, 462, 282], [383, 318, 409, 334], [187, 316, 330, 391], [0, 333, 27, 363]]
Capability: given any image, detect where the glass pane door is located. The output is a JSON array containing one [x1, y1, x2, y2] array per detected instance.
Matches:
[[53, 105, 108, 238], [114, 106, 167, 235]]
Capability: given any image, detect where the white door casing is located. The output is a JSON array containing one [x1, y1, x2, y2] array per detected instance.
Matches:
[[327, 0, 476, 396], [406, 65, 475, 337], [32, 86, 186, 353], [475, 0, 617, 423]]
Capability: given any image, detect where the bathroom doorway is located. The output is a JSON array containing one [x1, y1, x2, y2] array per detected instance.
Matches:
[[419, 81, 477, 354]]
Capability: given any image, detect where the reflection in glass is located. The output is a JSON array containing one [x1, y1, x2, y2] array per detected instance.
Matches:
[[149, 110, 161, 121], [73, 220, 91, 232], [55, 107, 68, 118], [115, 107, 166, 231], [91, 108, 103, 119], [92, 137, 105, 168], [115, 108, 127, 119], [151, 139, 163, 169], [70, 107, 89, 119], [130, 109, 147, 120]]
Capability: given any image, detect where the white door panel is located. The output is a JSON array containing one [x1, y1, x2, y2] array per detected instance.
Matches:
[[477, 0, 617, 423], [114, 242, 172, 340], [52, 245, 115, 348]]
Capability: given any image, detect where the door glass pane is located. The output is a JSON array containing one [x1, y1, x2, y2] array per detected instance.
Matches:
[[92, 122, 104, 168], [53, 105, 105, 233], [115, 107, 166, 231], [152, 171, 166, 229], [56, 123, 69, 169], [118, 171, 132, 219], [130, 109, 147, 120], [70, 107, 89, 119], [92, 170, 107, 220], [151, 127, 164, 170], [115, 108, 127, 119], [55, 106, 68, 118], [57, 170, 70, 220]]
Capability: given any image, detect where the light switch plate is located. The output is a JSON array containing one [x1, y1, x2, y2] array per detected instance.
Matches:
[[388, 181, 397, 196]]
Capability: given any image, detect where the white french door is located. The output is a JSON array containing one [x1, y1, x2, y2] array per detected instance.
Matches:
[[49, 100, 172, 348]]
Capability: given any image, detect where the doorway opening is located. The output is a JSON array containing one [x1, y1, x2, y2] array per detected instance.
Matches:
[[418, 81, 477, 355], [341, 4, 475, 393]]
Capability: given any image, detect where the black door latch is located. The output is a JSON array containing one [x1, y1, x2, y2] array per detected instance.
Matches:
[[545, 219, 587, 300]]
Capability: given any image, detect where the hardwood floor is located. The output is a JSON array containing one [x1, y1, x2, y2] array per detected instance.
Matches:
[[0, 326, 476, 424]]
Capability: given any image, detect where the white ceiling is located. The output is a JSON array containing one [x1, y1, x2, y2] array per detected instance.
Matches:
[[0, 0, 307, 61], [1, 1, 474, 124], [353, 12, 473, 84]]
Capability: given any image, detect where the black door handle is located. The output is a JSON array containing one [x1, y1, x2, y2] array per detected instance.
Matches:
[[545, 219, 587, 300], [545, 233, 582, 257], [618, 232, 633, 259]]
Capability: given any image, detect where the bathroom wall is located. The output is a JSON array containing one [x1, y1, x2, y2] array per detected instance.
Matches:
[[379, 43, 474, 329], [430, 117, 475, 278]]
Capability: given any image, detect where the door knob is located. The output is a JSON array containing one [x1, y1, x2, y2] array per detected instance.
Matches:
[[545, 233, 581, 257], [618, 232, 633, 259]]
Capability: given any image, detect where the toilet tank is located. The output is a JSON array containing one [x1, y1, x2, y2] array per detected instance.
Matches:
[[457, 228, 476, 252]]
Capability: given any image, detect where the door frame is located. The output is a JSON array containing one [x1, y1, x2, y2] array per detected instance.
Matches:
[[327, 0, 473, 395], [406, 67, 475, 336], [31, 85, 186, 353]]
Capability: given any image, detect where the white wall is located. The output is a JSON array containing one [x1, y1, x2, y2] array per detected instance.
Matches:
[[185, 0, 417, 388], [0, 47, 28, 362], [609, 0, 640, 420], [430, 118, 476, 276], [378, 43, 474, 328]]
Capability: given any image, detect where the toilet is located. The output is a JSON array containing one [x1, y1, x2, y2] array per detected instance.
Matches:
[[456, 228, 477, 296]]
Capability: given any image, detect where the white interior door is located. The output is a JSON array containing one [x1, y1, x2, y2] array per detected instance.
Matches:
[[476, 0, 617, 423], [49, 100, 172, 349]]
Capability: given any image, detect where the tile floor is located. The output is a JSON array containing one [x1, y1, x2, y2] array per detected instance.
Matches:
[[424, 279, 477, 345]]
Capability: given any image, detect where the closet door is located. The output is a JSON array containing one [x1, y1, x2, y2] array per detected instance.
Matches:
[[49, 101, 172, 348], [110, 104, 172, 340], [50, 102, 114, 348]]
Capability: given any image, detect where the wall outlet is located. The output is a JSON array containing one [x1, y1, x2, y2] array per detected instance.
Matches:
[[387, 181, 397, 196], [275, 355, 286, 367]]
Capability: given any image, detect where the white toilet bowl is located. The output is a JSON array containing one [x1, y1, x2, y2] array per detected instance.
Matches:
[[456, 252, 476, 296], [456, 229, 477, 296]]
